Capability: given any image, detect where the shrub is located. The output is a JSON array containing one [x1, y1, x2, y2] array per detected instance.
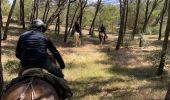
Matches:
[[5, 60, 20, 74], [151, 26, 159, 35], [146, 50, 170, 68]]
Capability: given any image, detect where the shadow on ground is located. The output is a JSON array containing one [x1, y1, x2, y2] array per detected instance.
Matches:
[[69, 76, 133, 99]]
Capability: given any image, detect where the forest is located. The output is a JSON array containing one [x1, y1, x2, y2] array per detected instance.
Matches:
[[0, 0, 170, 99]]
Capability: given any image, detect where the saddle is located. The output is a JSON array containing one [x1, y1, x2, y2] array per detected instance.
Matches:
[[99, 32, 105, 37], [5, 68, 73, 99], [74, 32, 81, 38]]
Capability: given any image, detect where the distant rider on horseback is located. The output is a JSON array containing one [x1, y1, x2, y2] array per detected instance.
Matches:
[[99, 24, 107, 42], [75, 21, 82, 37], [16, 19, 65, 78], [74, 21, 82, 46]]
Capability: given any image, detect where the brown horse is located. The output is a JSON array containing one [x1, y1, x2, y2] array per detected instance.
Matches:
[[74, 32, 81, 47], [3, 78, 62, 100], [98, 32, 106, 46]]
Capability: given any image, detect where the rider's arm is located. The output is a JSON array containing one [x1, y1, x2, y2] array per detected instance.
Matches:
[[16, 37, 22, 59], [47, 39, 65, 69]]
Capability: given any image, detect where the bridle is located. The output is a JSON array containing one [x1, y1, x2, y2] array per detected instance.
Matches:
[[17, 78, 37, 100]]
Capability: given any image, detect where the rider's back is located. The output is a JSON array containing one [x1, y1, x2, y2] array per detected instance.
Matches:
[[20, 30, 48, 67], [100, 26, 106, 33]]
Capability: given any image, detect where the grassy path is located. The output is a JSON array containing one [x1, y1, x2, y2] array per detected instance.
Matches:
[[60, 34, 169, 100], [1, 26, 170, 99]]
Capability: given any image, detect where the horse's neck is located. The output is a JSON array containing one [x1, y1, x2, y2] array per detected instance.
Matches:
[[4, 78, 60, 100]]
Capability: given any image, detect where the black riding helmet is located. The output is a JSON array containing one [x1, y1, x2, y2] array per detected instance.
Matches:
[[31, 19, 47, 32]]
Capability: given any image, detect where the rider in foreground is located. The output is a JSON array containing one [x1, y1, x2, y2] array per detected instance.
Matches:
[[16, 19, 65, 78]]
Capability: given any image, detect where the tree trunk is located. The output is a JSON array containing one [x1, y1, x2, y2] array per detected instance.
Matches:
[[3, 0, 17, 40], [79, 0, 87, 31], [20, 0, 22, 23], [142, 0, 149, 32], [122, 0, 128, 44], [158, 0, 168, 40], [30, 0, 37, 24], [57, 15, 60, 36], [0, 3, 2, 29], [64, 1, 71, 43], [35, 0, 39, 19], [55, 15, 60, 36], [116, 0, 126, 50], [157, 0, 170, 75], [68, 4, 79, 36], [35, 0, 40, 19], [0, 0, 2, 29], [153, 13, 161, 26], [20, 0, 25, 29], [44, 5, 50, 23], [0, 0, 4, 97], [43, 0, 50, 23], [152, 0, 166, 26], [89, 0, 102, 36], [56, 0, 62, 36], [46, 0, 67, 29], [142, 0, 158, 32], [131, 0, 141, 40], [119, 0, 122, 18], [123, 0, 128, 33], [79, 0, 87, 42], [30, 0, 39, 23]]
